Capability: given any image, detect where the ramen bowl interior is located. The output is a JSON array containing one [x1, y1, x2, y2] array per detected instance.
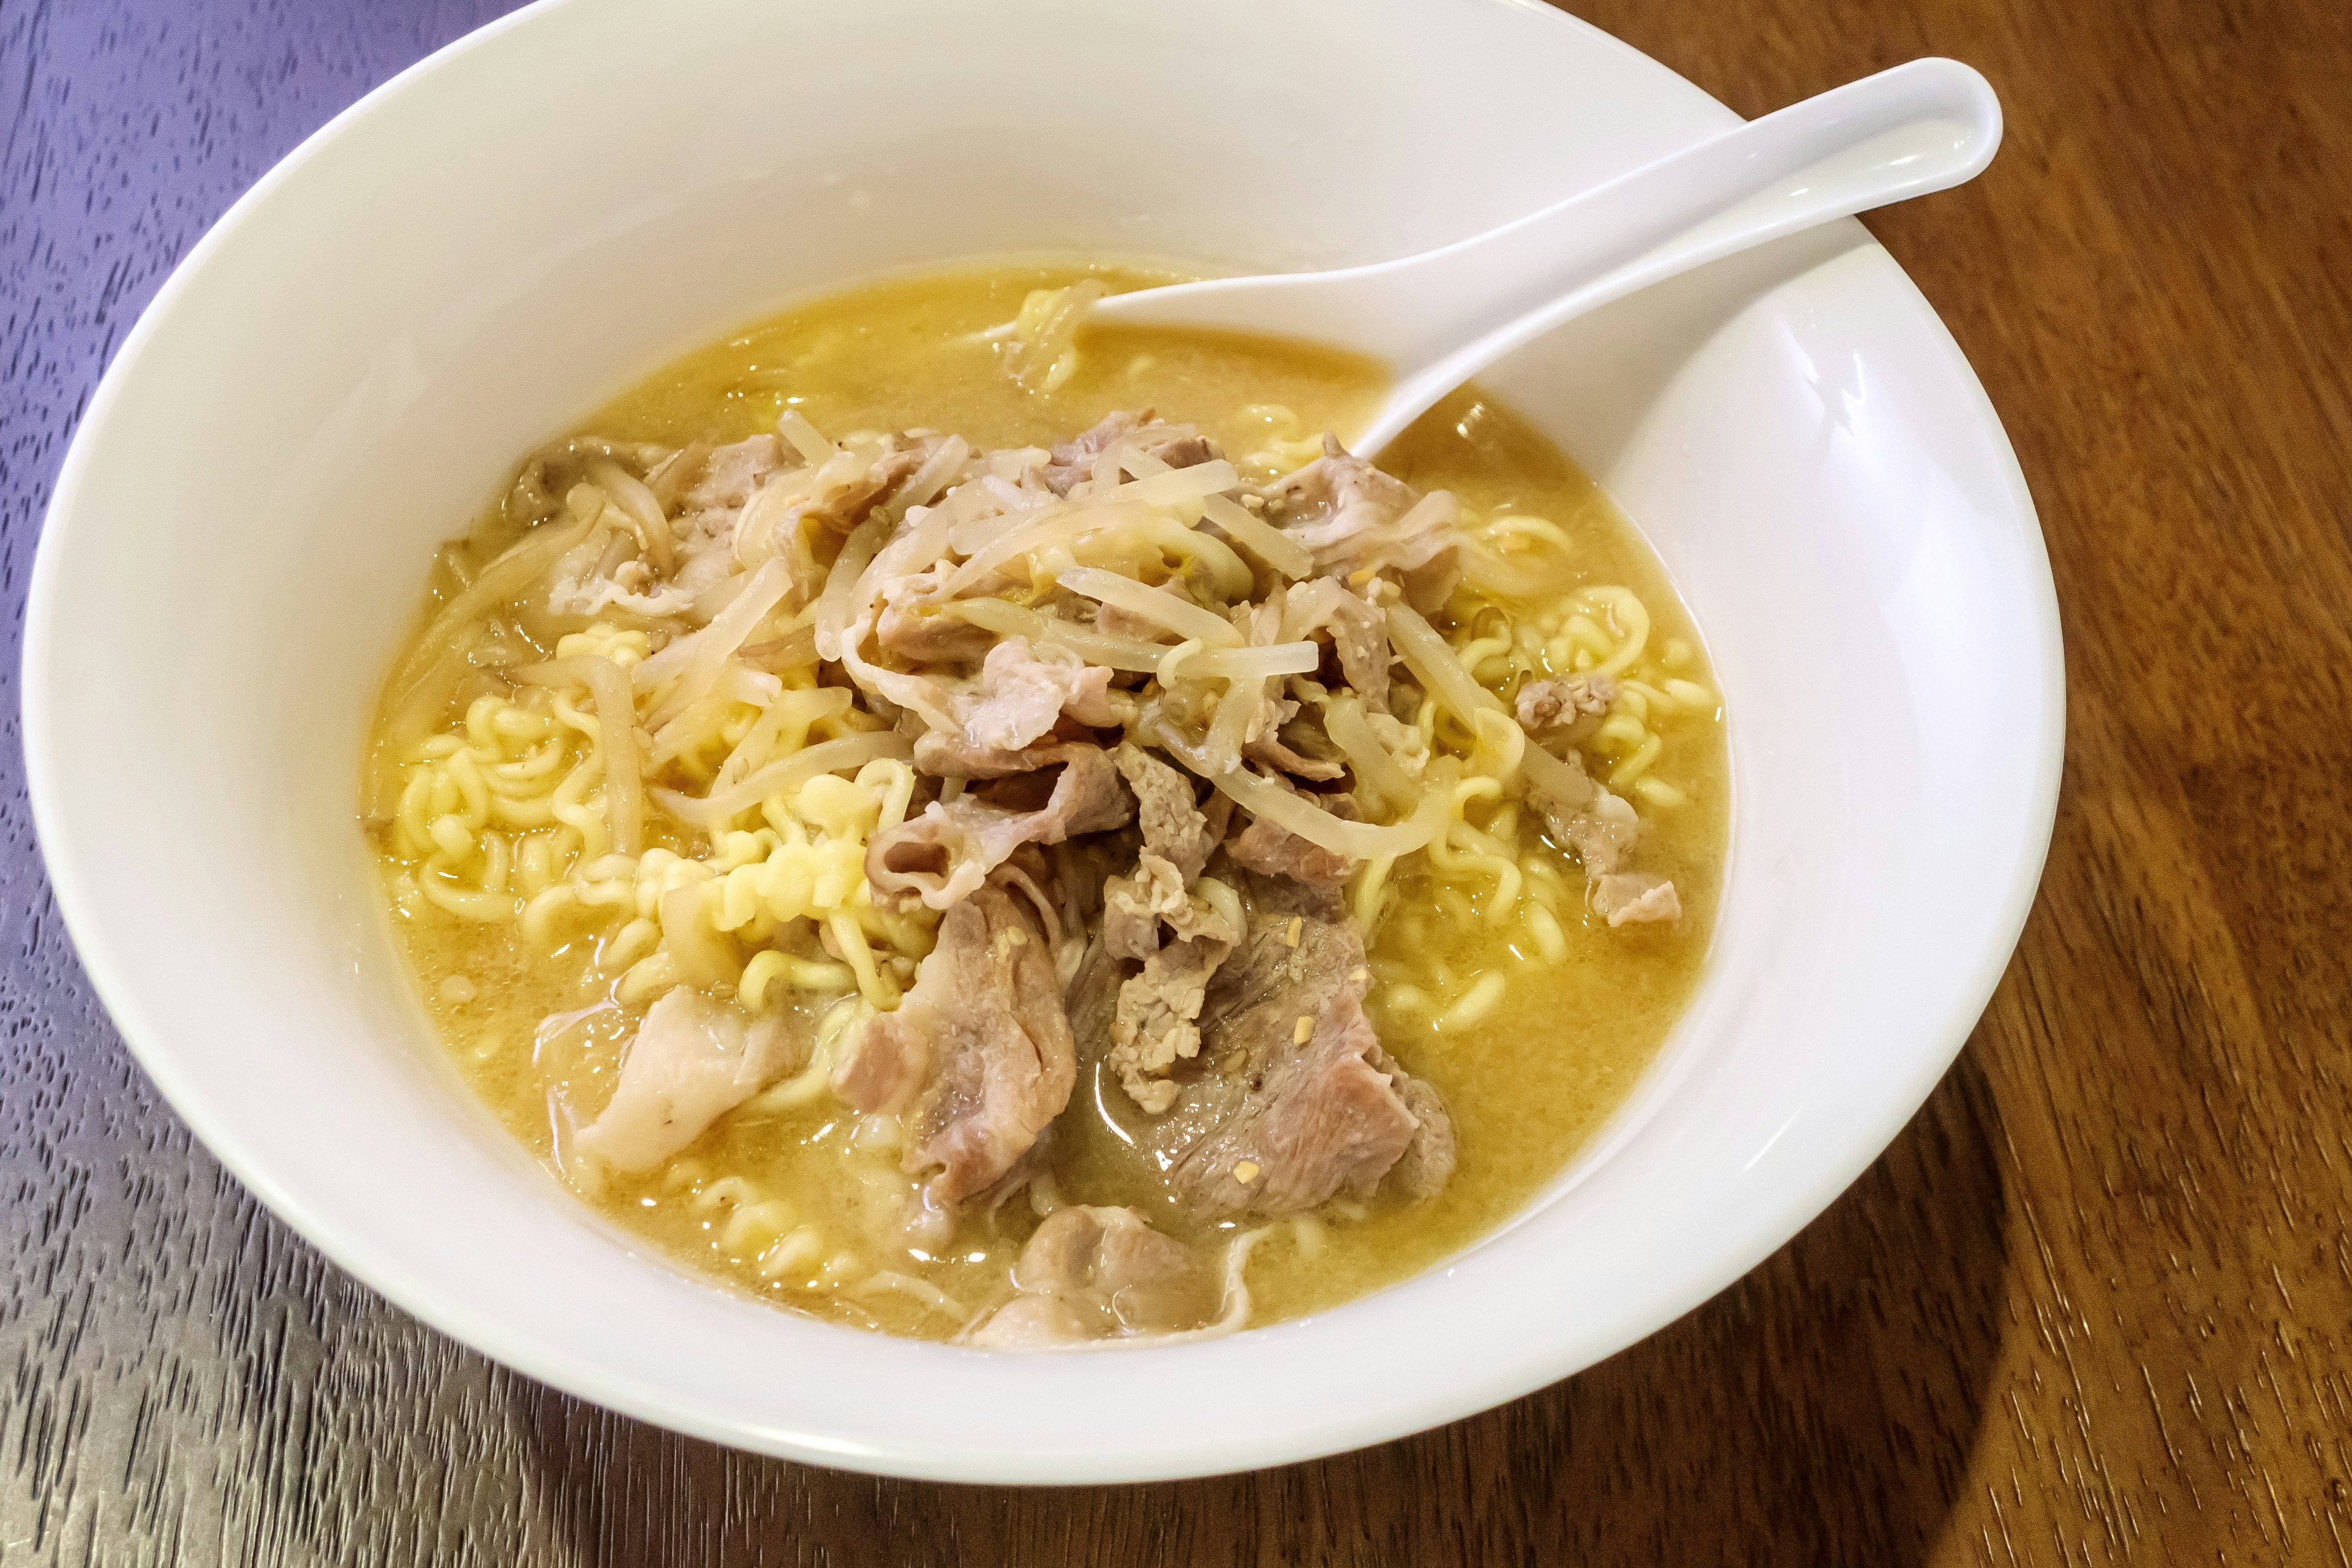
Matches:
[[22, 0, 2059, 1480]]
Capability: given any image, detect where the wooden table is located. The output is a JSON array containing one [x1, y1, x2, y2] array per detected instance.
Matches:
[[4, 0, 2347, 1561]]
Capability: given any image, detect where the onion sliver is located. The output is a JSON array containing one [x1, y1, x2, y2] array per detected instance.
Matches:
[[1201, 493, 1312, 579], [1106, 459, 1240, 507], [385, 508, 600, 714], [948, 500, 1151, 595], [1323, 696, 1415, 812], [1008, 278, 1106, 392], [948, 493, 1055, 557], [777, 409, 836, 466], [632, 556, 791, 697], [1388, 601, 1591, 805], [1385, 602, 1500, 726], [713, 687, 853, 794], [1457, 543, 1562, 602], [585, 460, 674, 575], [581, 658, 647, 856], [731, 469, 816, 571], [737, 625, 819, 673], [812, 514, 890, 661], [856, 499, 960, 605], [644, 442, 709, 511], [512, 655, 644, 854], [1210, 761, 1453, 861], [1204, 679, 1256, 773], [1183, 642, 1321, 679], [1131, 513, 1254, 601], [880, 435, 970, 525], [643, 555, 796, 729], [1154, 719, 1453, 859], [1112, 442, 1171, 479], [1514, 728, 1597, 811], [1057, 566, 1242, 645], [654, 732, 913, 831]]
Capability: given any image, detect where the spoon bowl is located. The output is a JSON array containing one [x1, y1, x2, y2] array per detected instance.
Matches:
[[1094, 57, 2002, 451]]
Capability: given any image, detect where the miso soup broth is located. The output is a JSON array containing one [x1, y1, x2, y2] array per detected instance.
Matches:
[[366, 262, 1725, 1344]]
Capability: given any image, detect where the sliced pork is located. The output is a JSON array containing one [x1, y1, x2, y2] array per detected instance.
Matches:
[[886, 639, 1125, 774], [951, 638, 1124, 752], [1262, 435, 1462, 610], [1102, 850, 1189, 963], [966, 1206, 1214, 1348], [1225, 814, 1355, 886], [1099, 838, 1243, 1114], [1041, 410, 1223, 496], [538, 431, 932, 622], [505, 435, 671, 525], [1515, 673, 1615, 731], [1224, 783, 1361, 888], [1110, 742, 1221, 883], [398, 385, 1717, 1350], [1525, 749, 1681, 925], [795, 438, 927, 535], [665, 434, 793, 603], [673, 433, 787, 524], [911, 729, 1077, 780], [1244, 712, 1346, 783], [1173, 871, 1447, 1214], [1281, 577, 1392, 708], [1082, 869, 1453, 1216], [831, 886, 1077, 1206], [1093, 743, 1246, 1112], [875, 560, 992, 662], [868, 745, 1134, 908], [1594, 872, 1683, 927], [1109, 925, 1236, 1115], [576, 987, 810, 1172]]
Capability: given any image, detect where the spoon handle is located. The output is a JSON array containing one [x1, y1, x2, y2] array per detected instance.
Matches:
[[1093, 58, 2002, 453]]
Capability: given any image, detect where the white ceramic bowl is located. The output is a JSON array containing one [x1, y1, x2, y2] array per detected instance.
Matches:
[[21, 0, 2060, 1482]]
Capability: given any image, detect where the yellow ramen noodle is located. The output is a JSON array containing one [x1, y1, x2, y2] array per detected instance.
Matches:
[[365, 262, 1727, 1342]]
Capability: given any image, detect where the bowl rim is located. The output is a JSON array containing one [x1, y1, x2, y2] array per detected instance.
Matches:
[[19, 0, 2064, 1482]]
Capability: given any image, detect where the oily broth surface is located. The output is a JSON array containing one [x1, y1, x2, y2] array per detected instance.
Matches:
[[378, 261, 1724, 1338], [590, 263, 1387, 472]]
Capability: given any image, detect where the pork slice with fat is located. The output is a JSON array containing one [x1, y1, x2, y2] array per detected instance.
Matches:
[[576, 987, 811, 1173], [831, 886, 1077, 1207], [1262, 436, 1461, 610], [1077, 868, 1454, 1216], [966, 1206, 1215, 1348], [1041, 410, 1223, 496], [867, 745, 1135, 909]]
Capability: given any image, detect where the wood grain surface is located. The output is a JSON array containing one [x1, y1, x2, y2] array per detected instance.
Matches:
[[4, 0, 2348, 1561]]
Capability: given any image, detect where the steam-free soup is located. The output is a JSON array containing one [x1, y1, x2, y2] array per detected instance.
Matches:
[[365, 263, 1724, 1343]]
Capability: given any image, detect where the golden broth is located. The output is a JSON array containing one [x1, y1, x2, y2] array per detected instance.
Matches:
[[372, 261, 1726, 1338]]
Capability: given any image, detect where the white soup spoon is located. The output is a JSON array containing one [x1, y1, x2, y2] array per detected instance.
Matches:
[[1090, 57, 2002, 453]]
